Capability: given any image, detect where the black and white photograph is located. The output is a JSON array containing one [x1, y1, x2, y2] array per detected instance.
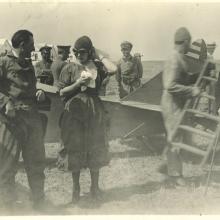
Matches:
[[1, 0, 220, 216]]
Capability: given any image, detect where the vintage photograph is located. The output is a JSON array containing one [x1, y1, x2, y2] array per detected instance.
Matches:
[[0, 0, 220, 216]]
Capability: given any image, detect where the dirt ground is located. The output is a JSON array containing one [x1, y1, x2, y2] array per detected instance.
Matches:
[[1, 137, 220, 216]]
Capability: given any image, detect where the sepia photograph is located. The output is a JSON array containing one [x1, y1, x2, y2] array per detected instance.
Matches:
[[1, 0, 220, 216]]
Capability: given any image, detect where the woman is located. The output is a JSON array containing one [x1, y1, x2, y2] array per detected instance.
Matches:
[[57, 36, 116, 204]]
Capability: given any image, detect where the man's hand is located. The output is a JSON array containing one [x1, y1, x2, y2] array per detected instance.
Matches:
[[5, 100, 16, 118], [36, 90, 46, 102], [210, 70, 217, 78], [192, 87, 201, 97], [102, 76, 110, 86]]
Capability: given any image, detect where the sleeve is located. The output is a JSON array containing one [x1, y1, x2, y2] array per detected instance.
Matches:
[[57, 64, 75, 90], [136, 58, 143, 78], [115, 60, 121, 83], [0, 58, 11, 110], [51, 62, 63, 85], [34, 62, 42, 77], [165, 55, 194, 98]]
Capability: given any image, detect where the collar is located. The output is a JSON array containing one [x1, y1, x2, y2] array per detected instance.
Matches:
[[122, 55, 133, 61], [7, 49, 19, 59], [7, 49, 32, 62], [42, 59, 53, 64]]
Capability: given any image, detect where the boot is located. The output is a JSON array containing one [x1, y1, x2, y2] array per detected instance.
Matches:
[[170, 176, 187, 187], [71, 171, 80, 204], [90, 170, 103, 202]]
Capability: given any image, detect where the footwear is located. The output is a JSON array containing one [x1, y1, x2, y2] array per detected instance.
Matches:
[[33, 199, 56, 213], [90, 187, 103, 202], [71, 172, 80, 204], [172, 176, 187, 186], [157, 163, 168, 174], [72, 189, 80, 204]]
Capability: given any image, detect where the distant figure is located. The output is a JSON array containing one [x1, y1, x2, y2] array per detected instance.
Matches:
[[116, 41, 143, 99], [51, 45, 71, 86], [204, 42, 218, 114], [206, 42, 220, 114], [160, 27, 201, 186], [134, 52, 143, 61], [35, 45, 54, 85]]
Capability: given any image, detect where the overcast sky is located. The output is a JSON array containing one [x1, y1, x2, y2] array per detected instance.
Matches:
[[1, 1, 220, 60]]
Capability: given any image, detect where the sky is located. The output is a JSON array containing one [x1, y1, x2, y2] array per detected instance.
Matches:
[[1, 1, 220, 60]]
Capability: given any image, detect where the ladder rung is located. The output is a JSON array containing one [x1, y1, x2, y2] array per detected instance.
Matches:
[[178, 125, 215, 139], [186, 109, 220, 122], [200, 93, 215, 100], [172, 142, 206, 156], [202, 76, 218, 82]]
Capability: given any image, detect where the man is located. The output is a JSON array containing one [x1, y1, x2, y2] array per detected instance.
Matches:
[[116, 41, 143, 99], [35, 45, 54, 85], [0, 30, 47, 211], [206, 42, 219, 114], [160, 27, 200, 186], [51, 45, 70, 86]]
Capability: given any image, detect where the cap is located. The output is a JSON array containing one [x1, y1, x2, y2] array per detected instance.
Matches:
[[57, 45, 71, 51], [39, 44, 52, 53], [174, 27, 191, 42], [207, 41, 217, 48], [121, 41, 133, 49]]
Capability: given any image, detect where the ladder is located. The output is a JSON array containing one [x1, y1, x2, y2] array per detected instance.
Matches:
[[169, 60, 220, 166]]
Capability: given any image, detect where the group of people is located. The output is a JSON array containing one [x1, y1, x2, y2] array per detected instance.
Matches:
[[34, 39, 144, 98], [0, 26, 218, 213], [0, 29, 143, 212]]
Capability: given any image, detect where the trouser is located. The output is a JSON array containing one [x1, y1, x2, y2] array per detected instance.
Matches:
[[39, 112, 48, 140], [166, 143, 183, 177], [0, 109, 46, 205], [205, 82, 216, 114], [119, 78, 141, 99], [165, 129, 192, 177]]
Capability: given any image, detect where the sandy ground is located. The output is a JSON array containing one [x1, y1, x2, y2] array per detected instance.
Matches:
[[1, 137, 220, 216]]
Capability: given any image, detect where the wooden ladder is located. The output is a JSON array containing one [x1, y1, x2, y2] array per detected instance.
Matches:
[[169, 60, 220, 166]]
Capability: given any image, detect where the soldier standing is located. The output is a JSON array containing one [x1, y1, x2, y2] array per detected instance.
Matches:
[[35, 45, 54, 85], [116, 41, 143, 99]]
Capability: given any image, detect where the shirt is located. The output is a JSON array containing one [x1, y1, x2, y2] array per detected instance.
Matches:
[[51, 58, 67, 86], [35, 59, 53, 85], [0, 51, 37, 110], [117, 55, 143, 82]]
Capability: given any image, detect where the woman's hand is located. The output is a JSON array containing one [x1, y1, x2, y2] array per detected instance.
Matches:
[[77, 76, 91, 86], [36, 90, 46, 102]]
